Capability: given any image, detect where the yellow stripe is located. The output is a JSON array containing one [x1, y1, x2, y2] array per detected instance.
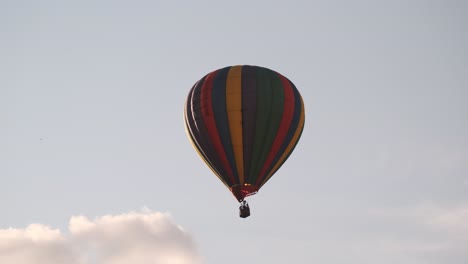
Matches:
[[225, 66, 245, 184], [260, 95, 305, 187]]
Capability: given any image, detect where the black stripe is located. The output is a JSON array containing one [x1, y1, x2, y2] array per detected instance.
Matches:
[[187, 75, 233, 186], [185, 81, 221, 178]]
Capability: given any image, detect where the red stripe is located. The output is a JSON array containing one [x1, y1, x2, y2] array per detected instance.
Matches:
[[200, 71, 236, 185], [255, 74, 295, 186]]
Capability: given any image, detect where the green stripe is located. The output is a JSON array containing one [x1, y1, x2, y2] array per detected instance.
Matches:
[[249, 68, 285, 183]]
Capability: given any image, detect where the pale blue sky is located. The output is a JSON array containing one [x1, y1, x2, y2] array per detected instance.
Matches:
[[1, 1, 467, 263]]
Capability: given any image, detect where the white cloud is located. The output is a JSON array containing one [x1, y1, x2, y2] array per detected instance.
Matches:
[[370, 203, 468, 236], [0, 210, 202, 264], [428, 206, 468, 238], [362, 204, 468, 264], [0, 224, 80, 264]]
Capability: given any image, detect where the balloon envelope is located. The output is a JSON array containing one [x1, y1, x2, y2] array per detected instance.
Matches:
[[184, 65, 305, 201]]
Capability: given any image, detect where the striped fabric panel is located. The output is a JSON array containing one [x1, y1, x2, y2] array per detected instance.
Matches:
[[199, 70, 236, 185], [185, 65, 305, 193], [254, 74, 296, 186], [259, 88, 305, 187], [211, 67, 240, 185], [247, 68, 285, 184], [184, 80, 230, 187], [225, 66, 244, 183]]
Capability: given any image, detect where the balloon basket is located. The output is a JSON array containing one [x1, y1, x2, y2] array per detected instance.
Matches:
[[239, 200, 250, 218]]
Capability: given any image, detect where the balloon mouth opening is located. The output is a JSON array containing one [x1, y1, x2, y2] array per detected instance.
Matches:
[[230, 184, 258, 202]]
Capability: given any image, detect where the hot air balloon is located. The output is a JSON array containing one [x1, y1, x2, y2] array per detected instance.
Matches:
[[184, 65, 305, 218]]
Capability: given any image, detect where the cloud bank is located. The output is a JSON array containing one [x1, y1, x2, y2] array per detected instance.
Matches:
[[361, 204, 468, 264], [0, 210, 201, 264]]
